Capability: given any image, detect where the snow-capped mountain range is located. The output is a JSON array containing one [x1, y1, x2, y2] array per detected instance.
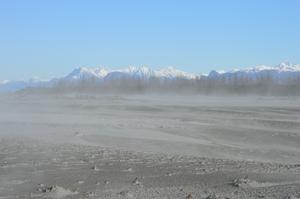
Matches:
[[207, 62, 300, 83], [64, 66, 196, 81], [1, 62, 300, 92]]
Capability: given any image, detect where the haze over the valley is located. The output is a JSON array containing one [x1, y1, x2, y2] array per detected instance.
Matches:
[[1, 1, 300, 198]]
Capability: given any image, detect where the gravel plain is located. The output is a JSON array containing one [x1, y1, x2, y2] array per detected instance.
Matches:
[[0, 94, 299, 198]]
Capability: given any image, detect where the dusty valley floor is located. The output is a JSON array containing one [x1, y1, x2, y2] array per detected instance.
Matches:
[[0, 94, 299, 198]]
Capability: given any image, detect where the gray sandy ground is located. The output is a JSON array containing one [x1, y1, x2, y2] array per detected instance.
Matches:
[[0, 94, 299, 198]]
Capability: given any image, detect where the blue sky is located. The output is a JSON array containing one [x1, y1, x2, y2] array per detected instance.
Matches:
[[0, 0, 299, 80]]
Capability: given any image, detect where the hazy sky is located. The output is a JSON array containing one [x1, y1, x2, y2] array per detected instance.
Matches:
[[0, 0, 299, 80]]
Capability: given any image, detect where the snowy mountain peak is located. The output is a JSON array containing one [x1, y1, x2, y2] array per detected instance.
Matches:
[[257, 63, 300, 72], [276, 62, 300, 72], [250, 62, 297, 72], [212, 62, 300, 75], [156, 67, 196, 79], [121, 66, 156, 78], [65, 67, 109, 80]]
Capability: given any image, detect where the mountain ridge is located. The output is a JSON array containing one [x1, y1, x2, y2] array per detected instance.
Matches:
[[1, 62, 300, 93]]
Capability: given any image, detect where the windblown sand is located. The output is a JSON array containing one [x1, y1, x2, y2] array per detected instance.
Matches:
[[0, 94, 299, 198]]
